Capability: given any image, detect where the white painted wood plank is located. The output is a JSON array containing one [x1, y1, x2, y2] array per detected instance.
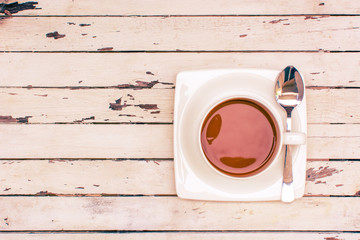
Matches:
[[0, 197, 358, 230], [0, 17, 359, 51], [0, 88, 173, 124], [0, 88, 358, 124], [1, 52, 359, 87], [0, 124, 358, 159], [0, 232, 359, 240], [0, 124, 173, 159], [0, 160, 358, 196], [3, 0, 359, 15]]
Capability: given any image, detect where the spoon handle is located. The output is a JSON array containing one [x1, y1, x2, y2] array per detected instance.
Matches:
[[281, 115, 295, 203]]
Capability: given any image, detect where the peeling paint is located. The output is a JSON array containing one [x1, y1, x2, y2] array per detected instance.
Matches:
[[98, 47, 113, 51], [109, 98, 130, 111], [306, 166, 339, 182], [0, 115, 31, 123], [34, 94, 48, 97], [3, 187, 11, 191], [73, 116, 95, 123], [116, 80, 159, 89], [118, 114, 136, 117], [3, 217, 9, 226], [46, 31, 66, 40], [269, 19, 288, 24], [305, 16, 319, 20], [67, 22, 76, 25], [146, 71, 155, 75], [79, 23, 91, 27], [35, 191, 57, 196], [0, 1, 38, 15], [136, 104, 158, 110]]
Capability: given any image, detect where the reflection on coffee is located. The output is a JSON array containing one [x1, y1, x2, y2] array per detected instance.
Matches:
[[200, 98, 279, 177]]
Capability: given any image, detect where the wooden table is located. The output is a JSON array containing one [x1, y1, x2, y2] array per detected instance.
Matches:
[[0, 1, 359, 239]]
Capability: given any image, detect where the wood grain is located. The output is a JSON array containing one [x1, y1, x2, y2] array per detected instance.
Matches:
[[2, 0, 359, 15], [1, 52, 359, 87], [0, 160, 358, 196], [0, 232, 359, 240], [0, 197, 358, 231], [0, 88, 359, 124], [0, 16, 359, 51], [0, 124, 358, 159]]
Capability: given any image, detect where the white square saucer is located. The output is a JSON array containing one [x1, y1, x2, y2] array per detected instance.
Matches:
[[174, 69, 307, 201]]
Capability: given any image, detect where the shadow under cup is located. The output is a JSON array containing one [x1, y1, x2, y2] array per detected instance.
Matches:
[[200, 98, 280, 178]]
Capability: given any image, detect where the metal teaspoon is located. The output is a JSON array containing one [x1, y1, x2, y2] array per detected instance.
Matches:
[[275, 66, 305, 203]]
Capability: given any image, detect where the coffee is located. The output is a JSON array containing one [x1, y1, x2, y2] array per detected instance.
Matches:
[[200, 98, 279, 177]]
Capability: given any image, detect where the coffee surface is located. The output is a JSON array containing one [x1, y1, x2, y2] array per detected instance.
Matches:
[[200, 99, 278, 177]]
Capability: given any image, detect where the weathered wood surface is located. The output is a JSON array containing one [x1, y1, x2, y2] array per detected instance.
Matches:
[[0, 160, 359, 196], [0, 124, 359, 159], [0, 197, 359, 231], [0, 88, 359, 124], [1, 53, 359, 87], [1, 232, 359, 240], [0, 16, 359, 51], [0, 0, 359, 238]]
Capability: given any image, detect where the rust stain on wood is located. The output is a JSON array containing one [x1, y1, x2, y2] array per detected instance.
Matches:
[[319, 3, 325, 6], [98, 47, 113, 51], [324, 237, 340, 240], [75, 187, 85, 189], [151, 110, 161, 114], [306, 166, 339, 182], [355, 190, 360, 196], [268, 19, 288, 24], [315, 180, 326, 184], [239, 34, 247, 38], [46, 31, 66, 40], [0, 1, 38, 15], [335, 184, 344, 187]]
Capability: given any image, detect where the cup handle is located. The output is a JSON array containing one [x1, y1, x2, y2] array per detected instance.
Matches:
[[283, 132, 306, 145]]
